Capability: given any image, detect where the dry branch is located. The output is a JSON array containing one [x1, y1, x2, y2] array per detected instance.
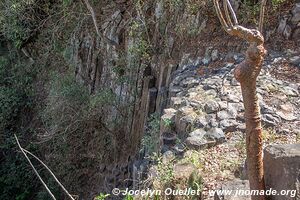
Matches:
[[14, 134, 75, 200], [14, 134, 56, 200]]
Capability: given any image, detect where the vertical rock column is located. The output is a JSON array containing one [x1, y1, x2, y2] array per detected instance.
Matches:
[[264, 144, 300, 200]]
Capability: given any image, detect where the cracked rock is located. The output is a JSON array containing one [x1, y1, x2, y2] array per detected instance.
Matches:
[[204, 100, 220, 114]]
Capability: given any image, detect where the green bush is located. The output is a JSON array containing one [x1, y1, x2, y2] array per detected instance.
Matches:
[[0, 54, 35, 131], [0, 50, 39, 200]]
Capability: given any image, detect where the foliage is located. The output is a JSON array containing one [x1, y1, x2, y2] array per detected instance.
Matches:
[[124, 194, 134, 200], [0, 0, 50, 48], [180, 150, 203, 169], [152, 153, 174, 186], [128, 20, 151, 64], [187, 171, 203, 199], [239, 1, 261, 24], [162, 118, 173, 128], [141, 113, 161, 156], [95, 193, 110, 200], [0, 48, 42, 200], [271, 0, 287, 9], [0, 51, 35, 135]]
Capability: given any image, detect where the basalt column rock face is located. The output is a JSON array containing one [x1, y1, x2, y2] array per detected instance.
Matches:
[[264, 144, 300, 200], [68, 7, 156, 198]]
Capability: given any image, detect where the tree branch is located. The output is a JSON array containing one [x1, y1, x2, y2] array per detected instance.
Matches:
[[14, 134, 75, 200], [22, 149, 75, 200], [14, 134, 56, 200]]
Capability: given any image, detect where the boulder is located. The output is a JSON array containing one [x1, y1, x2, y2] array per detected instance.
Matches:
[[185, 129, 214, 150], [206, 128, 226, 144], [194, 115, 208, 129], [204, 100, 220, 114], [264, 144, 300, 200], [162, 150, 175, 164], [291, 3, 300, 24], [206, 114, 219, 128], [219, 119, 239, 132], [211, 49, 219, 62], [262, 114, 281, 127], [290, 56, 300, 67], [185, 128, 225, 150], [214, 179, 251, 200]]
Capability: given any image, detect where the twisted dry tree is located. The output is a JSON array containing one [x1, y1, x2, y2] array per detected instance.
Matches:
[[213, 0, 267, 200]]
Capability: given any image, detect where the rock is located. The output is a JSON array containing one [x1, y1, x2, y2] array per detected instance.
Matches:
[[234, 159, 248, 180], [276, 103, 297, 121], [291, 3, 300, 24], [262, 114, 281, 127], [276, 111, 297, 121], [179, 53, 191, 70], [176, 114, 197, 137], [219, 119, 239, 132], [214, 179, 250, 200], [264, 144, 300, 200], [173, 163, 197, 180], [289, 56, 300, 66], [185, 128, 225, 150], [194, 116, 208, 128], [162, 150, 175, 164], [218, 101, 228, 110], [260, 103, 275, 114], [172, 143, 185, 155], [162, 132, 177, 145], [189, 100, 202, 109], [189, 128, 206, 137], [185, 129, 215, 150], [227, 94, 241, 103], [148, 87, 158, 114], [277, 16, 288, 35], [237, 123, 246, 132], [228, 102, 244, 112], [206, 127, 226, 144], [204, 100, 220, 114], [283, 25, 292, 39], [280, 86, 299, 97], [170, 97, 185, 109], [206, 114, 219, 128], [204, 89, 218, 97], [230, 78, 240, 86], [293, 28, 300, 40], [202, 46, 213, 65], [224, 52, 236, 63], [202, 57, 210, 65], [211, 49, 219, 62], [227, 103, 238, 117], [181, 77, 200, 88], [217, 110, 232, 120], [280, 103, 294, 113], [217, 108, 237, 121], [169, 86, 182, 97], [175, 107, 197, 136], [155, 0, 163, 19]]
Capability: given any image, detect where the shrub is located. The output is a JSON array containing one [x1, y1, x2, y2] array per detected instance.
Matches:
[[0, 50, 38, 200]]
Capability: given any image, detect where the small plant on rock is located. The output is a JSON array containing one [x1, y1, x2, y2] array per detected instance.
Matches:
[[95, 193, 110, 200]]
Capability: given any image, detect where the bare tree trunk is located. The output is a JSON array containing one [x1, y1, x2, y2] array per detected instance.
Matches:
[[235, 43, 266, 200], [213, 1, 267, 199]]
